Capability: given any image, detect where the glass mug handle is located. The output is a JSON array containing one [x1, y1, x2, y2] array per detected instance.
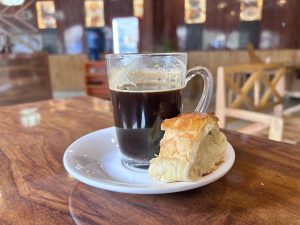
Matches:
[[185, 66, 213, 112]]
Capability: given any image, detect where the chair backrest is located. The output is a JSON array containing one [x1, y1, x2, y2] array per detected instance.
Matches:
[[0, 52, 52, 106], [215, 63, 286, 141], [246, 42, 264, 64], [84, 61, 110, 100]]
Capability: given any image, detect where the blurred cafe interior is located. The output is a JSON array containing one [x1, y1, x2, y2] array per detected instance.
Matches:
[[1, 0, 300, 145]]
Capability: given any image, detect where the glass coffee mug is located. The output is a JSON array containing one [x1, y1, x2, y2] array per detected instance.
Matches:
[[105, 53, 212, 170]]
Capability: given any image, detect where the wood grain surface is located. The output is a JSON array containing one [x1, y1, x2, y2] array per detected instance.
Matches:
[[48, 54, 88, 91], [0, 96, 299, 225]]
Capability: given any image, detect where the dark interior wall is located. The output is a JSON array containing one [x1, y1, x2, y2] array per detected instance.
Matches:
[[145, 0, 184, 51], [295, 0, 300, 49], [55, 0, 133, 52], [151, 0, 164, 48], [162, 0, 184, 48], [54, 0, 85, 52], [205, 0, 240, 32], [260, 0, 300, 48], [147, 0, 300, 50], [103, 0, 133, 27], [46, 0, 300, 51], [149, 0, 241, 50], [2, 0, 300, 53], [55, 0, 85, 31], [140, 0, 154, 52], [55, 0, 134, 31]]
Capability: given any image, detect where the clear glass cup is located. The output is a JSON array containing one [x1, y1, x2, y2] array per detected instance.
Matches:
[[105, 53, 213, 170]]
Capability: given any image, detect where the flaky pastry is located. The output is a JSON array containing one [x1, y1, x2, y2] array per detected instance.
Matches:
[[148, 112, 227, 182]]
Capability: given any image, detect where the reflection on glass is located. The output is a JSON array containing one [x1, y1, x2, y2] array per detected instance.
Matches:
[[36, 1, 57, 29], [133, 0, 144, 18], [184, 0, 206, 24], [84, 0, 105, 27], [20, 108, 41, 127], [240, 0, 263, 21]]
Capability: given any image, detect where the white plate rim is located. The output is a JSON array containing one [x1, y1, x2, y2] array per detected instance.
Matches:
[[63, 127, 235, 194]]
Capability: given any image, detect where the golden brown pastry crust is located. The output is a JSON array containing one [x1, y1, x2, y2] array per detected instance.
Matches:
[[148, 112, 227, 182], [162, 112, 219, 132]]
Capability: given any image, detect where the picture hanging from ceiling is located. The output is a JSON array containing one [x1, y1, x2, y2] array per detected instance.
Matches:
[[85, 0, 105, 27], [133, 0, 144, 18], [240, 0, 264, 21], [184, 0, 206, 24], [36, 1, 57, 29]]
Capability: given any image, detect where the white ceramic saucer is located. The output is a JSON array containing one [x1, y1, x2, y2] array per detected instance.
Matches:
[[63, 127, 235, 194]]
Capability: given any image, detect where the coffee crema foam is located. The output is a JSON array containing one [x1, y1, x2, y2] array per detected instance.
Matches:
[[111, 82, 184, 93], [108, 68, 184, 92]]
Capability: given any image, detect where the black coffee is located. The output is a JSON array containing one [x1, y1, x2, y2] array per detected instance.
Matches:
[[110, 83, 183, 162]]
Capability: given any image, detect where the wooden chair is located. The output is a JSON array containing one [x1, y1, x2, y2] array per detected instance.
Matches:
[[246, 43, 300, 119], [246, 42, 264, 64], [0, 52, 52, 106], [215, 63, 286, 141], [83, 61, 110, 100]]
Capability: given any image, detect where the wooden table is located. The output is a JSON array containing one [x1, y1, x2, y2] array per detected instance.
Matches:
[[0, 96, 299, 225]]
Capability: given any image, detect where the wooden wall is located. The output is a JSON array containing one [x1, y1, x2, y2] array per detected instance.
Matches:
[[48, 50, 300, 91], [260, 0, 300, 48], [37, 0, 300, 51], [205, 0, 240, 32], [104, 0, 133, 27], [140, 0, 154, 51], [54, 0, 85, 52], [48, 54, 87, 90], [0, 51, 297, 98], [2, 0, 300, 52], [144, 0, 300, 50], [188, 50, 300, 82]]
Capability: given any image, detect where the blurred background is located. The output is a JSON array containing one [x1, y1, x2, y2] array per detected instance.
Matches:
[[1, 0, 300, 143], [1, 0, 299, 55]]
